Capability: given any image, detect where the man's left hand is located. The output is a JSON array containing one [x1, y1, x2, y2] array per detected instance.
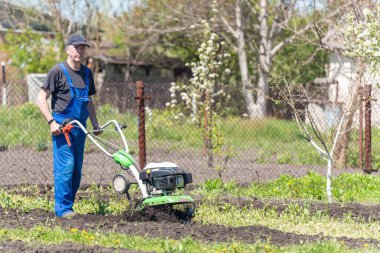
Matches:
[[92, 125, 103, 136]]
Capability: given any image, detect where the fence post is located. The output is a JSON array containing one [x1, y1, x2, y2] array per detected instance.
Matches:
[[358, 87, 363, 170], [135, 81, 146, 169], [364, 84, 372, 174], [1, 62, 6, 107]]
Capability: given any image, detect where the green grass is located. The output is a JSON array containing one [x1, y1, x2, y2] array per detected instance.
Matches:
[[0, 184, 139, 215], [2, 175, 380, 241], [0, 188, 53, 212], [2, 103, 380, 167], [0, 226, 375, 253], [147, 111, 325, 165], [1, 172, 380, 217], [197, 172, 380, 203], [0, 103, 325, 165], [195, 203, 380, 240], [0, 103, 138, 152], [0, 103, 49, 149], [0, 180, 380, 252]]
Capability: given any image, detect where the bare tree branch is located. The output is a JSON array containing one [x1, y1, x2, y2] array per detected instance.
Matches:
[[125, 26, 194, 35], [271, 2, 352, 56], [271, 23, 312, 56], [220, 15, 238, 39]]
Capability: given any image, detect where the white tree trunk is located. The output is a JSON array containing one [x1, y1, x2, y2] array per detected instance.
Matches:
[[235, 0, 259, 118], [230, 0, 317, 118], [326, 156, 332, 203], [256, 0, 271, 118], [256, 70, 268, 118]]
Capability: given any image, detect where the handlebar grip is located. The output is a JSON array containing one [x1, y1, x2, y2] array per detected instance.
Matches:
[[60, 124, 74, 146], [115, 123, 127, 131], [60, 118, 73, 128]]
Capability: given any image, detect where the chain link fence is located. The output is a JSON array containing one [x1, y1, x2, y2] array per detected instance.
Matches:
[[0, 69, 366, 187]]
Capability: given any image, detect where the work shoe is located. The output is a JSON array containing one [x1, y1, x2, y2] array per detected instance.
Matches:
[[61, 211, 77, 219]]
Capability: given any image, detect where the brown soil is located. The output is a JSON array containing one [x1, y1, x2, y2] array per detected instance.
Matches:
[[1, 147, 379, 251], [4, 184, 380, 223], [0, 206, 379, 249], [0, 240, 146, 253]]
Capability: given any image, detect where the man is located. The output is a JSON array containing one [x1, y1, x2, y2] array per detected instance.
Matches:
[[37, 34, 101, 218]]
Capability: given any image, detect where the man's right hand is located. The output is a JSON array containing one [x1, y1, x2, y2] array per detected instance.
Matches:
[[50, 121, 61, 136]]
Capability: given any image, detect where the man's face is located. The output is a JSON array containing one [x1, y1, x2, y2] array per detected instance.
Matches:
[[66, 44, 86, 63]]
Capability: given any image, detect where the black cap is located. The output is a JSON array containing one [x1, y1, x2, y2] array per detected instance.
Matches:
[[66, 34, 90, 47]]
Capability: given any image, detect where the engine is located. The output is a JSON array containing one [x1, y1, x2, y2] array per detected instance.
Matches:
[[139, 162, 192, 195]]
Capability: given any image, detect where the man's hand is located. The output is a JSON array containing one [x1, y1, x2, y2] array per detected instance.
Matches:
[[92, 125, 103, 136], [50, 121, 61, 136]]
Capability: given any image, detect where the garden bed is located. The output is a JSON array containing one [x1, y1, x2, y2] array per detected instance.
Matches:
[[0, 203, 379, 249]]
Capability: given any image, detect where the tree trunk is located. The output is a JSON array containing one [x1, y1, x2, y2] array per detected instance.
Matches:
[[256, 70, 269, 118], [334, 63, 364, 168], [326, 155, 332, 203], [235, 0, 257, 118], [256, 0, 272, 118]]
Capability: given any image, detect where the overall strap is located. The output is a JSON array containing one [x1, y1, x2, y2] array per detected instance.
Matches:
[[59, 62, 76, 97], [60, 63, 90, 98], [81, 66, 90, 98], [85, 67, 90, 88], [59, 63, 74, 87]]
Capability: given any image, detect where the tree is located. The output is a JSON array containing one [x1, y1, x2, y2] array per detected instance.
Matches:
[[326, 1, 379, 168], [45, 0, 105, 60], [102, 0, 337, 119], [0, 0, 105, 75], [271, 77, 357, 203], [272, 1, 380, 201], [219, 0, 349, 118], [0, 30, 57, 75], [342, 2, 380, 74], [102, 0, 209, 82], [166, 1, 233, 173]]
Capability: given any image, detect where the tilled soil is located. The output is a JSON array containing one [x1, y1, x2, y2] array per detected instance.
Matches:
[[2, 186, 380, 250], [0, 240, 146, 253], [5, 184, 380, 223], [0, 207, 379, 249]]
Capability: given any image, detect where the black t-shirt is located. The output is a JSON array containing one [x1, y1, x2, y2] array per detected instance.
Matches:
[[42, 61, 96, 113]]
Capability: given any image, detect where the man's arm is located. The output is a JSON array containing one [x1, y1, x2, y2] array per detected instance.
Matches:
[[87, 97, 101, 135], [36, 88, 60, 135]]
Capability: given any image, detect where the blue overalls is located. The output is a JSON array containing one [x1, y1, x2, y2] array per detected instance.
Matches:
[[52, 63, 90, 217]]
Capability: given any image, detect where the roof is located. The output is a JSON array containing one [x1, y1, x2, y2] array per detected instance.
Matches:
[[321, 29, 345, 52], [90, 54, 185, 68], [0, 1, 93, 37], [0, 1, 185, 69], [87, 44, 185, 68], [0, 1, 53, 32]]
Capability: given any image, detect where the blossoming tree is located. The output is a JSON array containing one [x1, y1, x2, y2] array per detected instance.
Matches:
[[167, 1, 233, 178]]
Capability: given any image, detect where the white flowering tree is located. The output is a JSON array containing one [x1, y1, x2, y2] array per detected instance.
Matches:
[[329, 5, 380, 168], [167, 1, 232, 176], [343, 7, 380, 76], [280, 5, 380, 203]]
